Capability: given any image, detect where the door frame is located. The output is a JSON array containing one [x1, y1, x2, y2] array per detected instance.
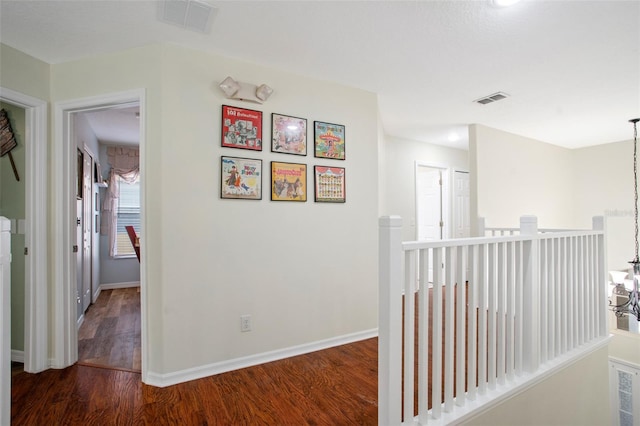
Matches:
[[53, 89, 147, 380], [0, 87, 48, 373], [414, 161, 450, 240]]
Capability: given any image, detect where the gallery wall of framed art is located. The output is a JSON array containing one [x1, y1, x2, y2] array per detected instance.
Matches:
[[219, 104, 348, 203]]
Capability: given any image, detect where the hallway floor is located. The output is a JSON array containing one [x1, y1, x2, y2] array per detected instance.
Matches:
[[77, 287, 141, 372]]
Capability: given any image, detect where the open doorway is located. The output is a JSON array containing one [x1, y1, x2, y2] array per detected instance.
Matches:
[[0, 88, 48, 375], [73, 105, 142, 372], [52, 89, 145, 378]]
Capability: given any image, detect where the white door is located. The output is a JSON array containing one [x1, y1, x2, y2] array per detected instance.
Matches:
[[82, 150, 92, 313], [416, 166, 443, 241], [416, 164, 448, 284], [453, 171, 471, 238]]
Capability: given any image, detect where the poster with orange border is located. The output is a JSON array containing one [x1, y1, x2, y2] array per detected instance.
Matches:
[[271, 161, 307, 202]]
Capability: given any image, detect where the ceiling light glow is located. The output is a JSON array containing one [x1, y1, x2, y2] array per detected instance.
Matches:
[[493, 0, 521, 7]]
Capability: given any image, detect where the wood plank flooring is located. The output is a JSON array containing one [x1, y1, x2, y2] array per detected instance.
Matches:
[[78, 287, 141, 372], [11, 288, 465, 424], [12, 337, 379, 425]]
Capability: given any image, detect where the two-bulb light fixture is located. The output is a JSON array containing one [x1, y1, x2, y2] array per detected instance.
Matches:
[[218, 76, 273, 104]]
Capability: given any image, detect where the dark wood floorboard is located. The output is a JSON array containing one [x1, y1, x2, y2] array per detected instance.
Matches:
[[11, 287, 470, 424], [12, 337, 378, 425]]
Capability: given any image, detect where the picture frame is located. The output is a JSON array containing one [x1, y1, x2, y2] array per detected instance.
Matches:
[[314, 166, 346, 203], [221, 156, 262, 200], [271, 161, 307, 202], [221, 105, 263, 151], [272, 113, 307, 156], [314, 121, 345, 160]]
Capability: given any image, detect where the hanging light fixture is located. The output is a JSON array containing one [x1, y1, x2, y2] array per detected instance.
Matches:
[[611, 118, 640, 322]]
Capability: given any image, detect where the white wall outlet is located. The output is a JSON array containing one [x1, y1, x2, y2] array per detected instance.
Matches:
[[240, 314, 251, 332]]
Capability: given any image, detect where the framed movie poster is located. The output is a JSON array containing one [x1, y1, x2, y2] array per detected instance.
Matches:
[[221, 105, 263, 151], [271, 161, 307, 202], [314, 166, 345, 203], [271, 113, 307, 155], [314, 121, 345, 160], [221, 156, 262, 200]]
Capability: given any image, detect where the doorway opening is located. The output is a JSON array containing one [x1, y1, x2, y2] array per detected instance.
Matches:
[[0, 87, 48, 378], [54, 89, 146, 380], [73, 105, 142, 372]]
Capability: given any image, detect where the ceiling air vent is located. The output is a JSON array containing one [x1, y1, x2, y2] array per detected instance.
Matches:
[[158, 0, 218, 34], [474, 92, 509, 105]]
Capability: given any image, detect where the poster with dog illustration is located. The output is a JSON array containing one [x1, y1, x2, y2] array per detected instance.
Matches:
[[271, 161, 307, 202]]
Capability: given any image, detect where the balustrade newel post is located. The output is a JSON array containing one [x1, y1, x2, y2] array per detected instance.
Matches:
[[378, 216, 403, 425], [520, 215, 540, 373]]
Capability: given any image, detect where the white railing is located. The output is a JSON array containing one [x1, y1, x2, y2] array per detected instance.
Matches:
[[379, 215, 609, 425], [478, 217, 575, 236], [1, 217, 11, 426]]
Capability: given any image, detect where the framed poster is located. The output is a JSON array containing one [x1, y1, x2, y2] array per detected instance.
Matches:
[[221, 105, 263, 151], [271, 113, 307, 156], [314, 166, 345, 203], [271, 161, 307, 202], [314, 121, 345, 160], [221, 156, 262, 200]]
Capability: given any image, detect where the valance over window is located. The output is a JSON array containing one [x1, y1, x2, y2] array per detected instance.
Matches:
[[101, 147, 140, 257]]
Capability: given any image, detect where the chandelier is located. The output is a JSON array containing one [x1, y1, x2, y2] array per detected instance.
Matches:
[[611, 118, 640, 321]]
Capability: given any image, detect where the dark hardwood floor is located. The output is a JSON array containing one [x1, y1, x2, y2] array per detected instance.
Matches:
[[78, 287, 141, 372], [11, 289, 466, 424], [12, 337, 378, 425]]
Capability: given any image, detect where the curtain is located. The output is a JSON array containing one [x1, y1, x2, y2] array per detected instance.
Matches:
[[101, 147, 139, 257]]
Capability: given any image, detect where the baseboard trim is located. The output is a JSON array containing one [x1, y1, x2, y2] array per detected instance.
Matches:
[[99, 281, 140, 291], [11, 349, 25, 363], [145, 328, 378, 388]]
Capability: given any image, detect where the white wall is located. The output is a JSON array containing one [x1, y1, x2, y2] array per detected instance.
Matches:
[[572, 139, 635, 271], [157, 45, 379, 374], [470, 124, 575, 231], [462, 345, 610, 426], [50, 43, 379, 378], [381, 135, 468, 241]]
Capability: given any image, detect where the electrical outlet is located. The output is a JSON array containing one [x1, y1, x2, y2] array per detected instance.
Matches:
[[240, 314, 251, 332]]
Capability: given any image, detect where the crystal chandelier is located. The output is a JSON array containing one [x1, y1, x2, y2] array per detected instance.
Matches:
[[611, 118, 640, 321]]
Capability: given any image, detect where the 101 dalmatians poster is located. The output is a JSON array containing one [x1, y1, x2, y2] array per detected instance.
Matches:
[[221, 105, 263, 151]]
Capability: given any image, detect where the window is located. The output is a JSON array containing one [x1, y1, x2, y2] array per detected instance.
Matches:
[[115, 176, 140, 257]]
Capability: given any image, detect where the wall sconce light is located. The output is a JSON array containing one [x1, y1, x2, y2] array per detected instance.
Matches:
[[218, 76, 273, 104]]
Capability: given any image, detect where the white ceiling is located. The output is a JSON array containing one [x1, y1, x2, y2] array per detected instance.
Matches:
[[1, 0, 639, 150]]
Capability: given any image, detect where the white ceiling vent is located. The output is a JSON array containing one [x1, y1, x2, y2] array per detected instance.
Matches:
[[474, 92, 509, 105], [158, 0, 218, 34]]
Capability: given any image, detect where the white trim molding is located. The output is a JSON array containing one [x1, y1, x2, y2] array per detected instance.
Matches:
[[0, 86, 48, 374], [52, 89, 147, 379], [146, 329, 378, 388], [99, 281, 141, 290]]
